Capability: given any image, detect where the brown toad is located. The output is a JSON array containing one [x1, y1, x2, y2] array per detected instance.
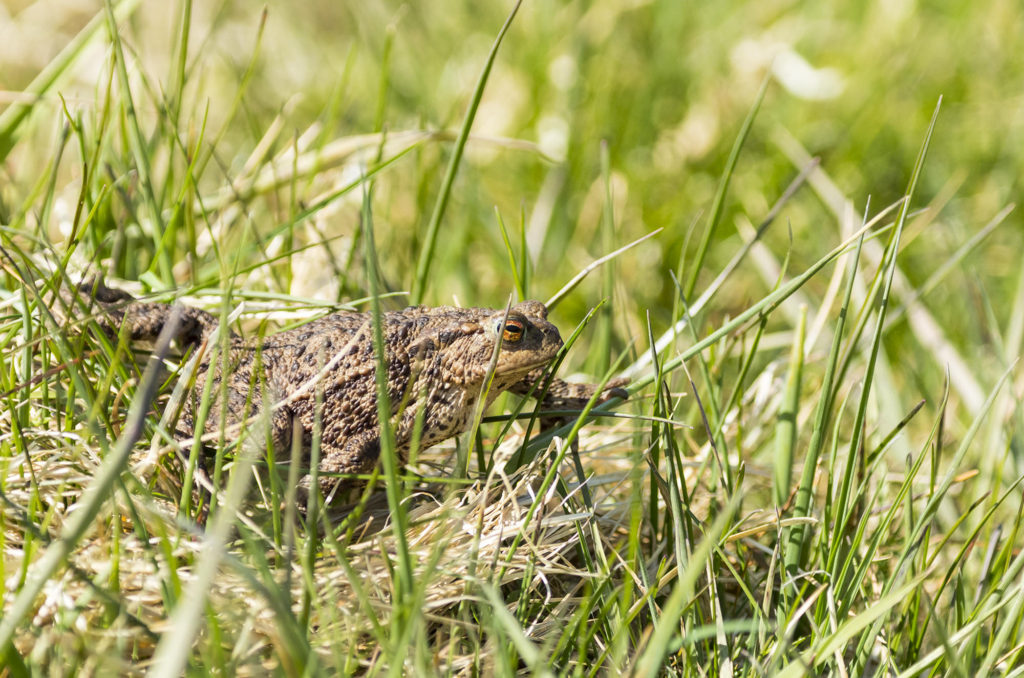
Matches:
[[68, 280, 626, 498]]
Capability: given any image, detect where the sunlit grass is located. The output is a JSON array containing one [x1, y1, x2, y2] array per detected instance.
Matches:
[[1, 0, 1022, 674]]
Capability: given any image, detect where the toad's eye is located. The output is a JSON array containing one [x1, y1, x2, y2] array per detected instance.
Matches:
[[501, 318, 526, 343]]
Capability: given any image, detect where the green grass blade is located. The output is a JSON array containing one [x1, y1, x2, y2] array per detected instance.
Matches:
[[783, 229, 864, 580], [361, 179, 416, 668], [0, 0, 142, 160], [773, 305, 805, 507], [631, 493, 741, 677], [410, 0, 523, 304], [0, 306, 177, 651], [681, 75, 768, 300]]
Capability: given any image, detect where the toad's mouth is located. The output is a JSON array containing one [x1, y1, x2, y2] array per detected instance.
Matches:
[[497, 357, 555, 374]]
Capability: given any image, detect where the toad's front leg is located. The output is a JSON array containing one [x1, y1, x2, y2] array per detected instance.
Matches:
[[511, 368, 628, 413]]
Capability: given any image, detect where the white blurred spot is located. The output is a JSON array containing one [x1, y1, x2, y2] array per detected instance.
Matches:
[[653, 102, 720, 171], [536, 114, 569, 163], [771, 49, 844, 101], [732, 38, 845, 101], [55, 198, 73, 238], [467, 67, 528, 164], [548, 54, 577, 91]]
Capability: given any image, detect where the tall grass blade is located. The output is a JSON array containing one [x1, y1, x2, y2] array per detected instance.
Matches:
[[411, 0, 523, 303]]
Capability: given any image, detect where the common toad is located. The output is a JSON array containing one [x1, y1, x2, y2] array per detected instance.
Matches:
[[68, 280, 627, 498]]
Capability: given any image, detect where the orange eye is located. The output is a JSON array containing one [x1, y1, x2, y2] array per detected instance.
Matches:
[[502, 318, 526, 342]]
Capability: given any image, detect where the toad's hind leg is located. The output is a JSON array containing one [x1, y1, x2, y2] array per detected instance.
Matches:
[[302, 432, 383, 503], [68, 278, 224, 347]]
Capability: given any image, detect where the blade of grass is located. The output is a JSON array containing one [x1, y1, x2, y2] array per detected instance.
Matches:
[[545, 229, 662, 311], [481, 583, 556, 677], [103, 0, 169, 279], [630, 492, 741, 677], [681, 75, 768, 300], [783, 228, 864, 580], [0, 0, 142, 160], [630, 208, 896, 395], [773, 306, 805, 507], [897, 539, 1024, 677], [361, 178, 416, 672], [0, 307, 179, 651], [149, 410, 282, 677], [628, 158, 819, 379], [775, 571, 931, 678], [495, 208, 526, 300], [828, 99, 942, 582], [411, 0, 522, 304]]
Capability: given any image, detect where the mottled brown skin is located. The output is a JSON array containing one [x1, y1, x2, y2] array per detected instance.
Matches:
[[69, 280, 627, 497]]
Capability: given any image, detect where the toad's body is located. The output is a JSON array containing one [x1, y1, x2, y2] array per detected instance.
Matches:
[[72, 282, 625, 495]]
